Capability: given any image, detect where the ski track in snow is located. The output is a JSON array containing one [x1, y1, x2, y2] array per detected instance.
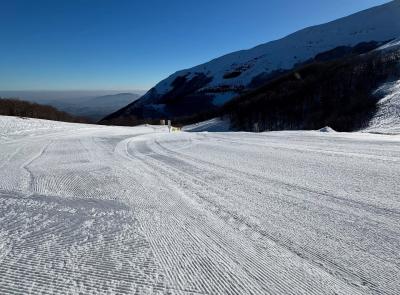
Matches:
[[0, 116, 399, 295]]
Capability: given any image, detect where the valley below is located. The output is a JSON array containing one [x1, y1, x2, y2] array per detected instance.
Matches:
[[0, 116, 399, 294]]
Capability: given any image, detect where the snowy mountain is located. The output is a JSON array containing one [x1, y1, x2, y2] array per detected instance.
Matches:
[[103, 0, 400, 124]]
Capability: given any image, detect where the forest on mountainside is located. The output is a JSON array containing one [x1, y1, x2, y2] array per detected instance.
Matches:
[[222, 48, 400, 132]]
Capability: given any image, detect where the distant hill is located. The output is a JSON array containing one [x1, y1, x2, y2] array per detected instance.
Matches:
[[49, 93, 141, 122], [0, 98, 89, 123], [101, 0, 400, 127], [0, 91, 143, 122]]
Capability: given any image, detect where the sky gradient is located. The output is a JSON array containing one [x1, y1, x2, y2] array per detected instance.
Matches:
[[0, 0, 391, 91]]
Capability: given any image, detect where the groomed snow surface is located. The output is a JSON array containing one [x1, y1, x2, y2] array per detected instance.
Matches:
[[0, 115, 399, 295]]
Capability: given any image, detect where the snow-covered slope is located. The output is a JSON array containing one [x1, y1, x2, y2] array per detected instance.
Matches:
[[362, 38, 400, 134], [1, 115, 400, 294], [366, 79, 400, 134], [105, 0, 400, 122], [375, 36, 400, 52], [183, 118, 231, 132]]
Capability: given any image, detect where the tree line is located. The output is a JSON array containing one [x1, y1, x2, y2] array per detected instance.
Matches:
[[0, 98, 89, 123]]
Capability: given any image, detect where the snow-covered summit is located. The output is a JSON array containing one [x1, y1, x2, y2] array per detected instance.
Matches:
[[149, 0, 400, 96]]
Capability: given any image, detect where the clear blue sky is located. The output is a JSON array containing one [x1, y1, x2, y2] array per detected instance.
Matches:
[[0, 0, 391, 91]]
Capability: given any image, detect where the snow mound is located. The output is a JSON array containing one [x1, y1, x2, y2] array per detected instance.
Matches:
[[319, 126, 336, 133]]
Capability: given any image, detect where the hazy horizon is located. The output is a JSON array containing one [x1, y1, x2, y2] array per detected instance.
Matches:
[[0, 89, 148, 102], [0, 0, 390, 91]]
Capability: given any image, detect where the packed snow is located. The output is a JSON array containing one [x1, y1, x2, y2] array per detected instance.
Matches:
[[0, 115, 399, 294]]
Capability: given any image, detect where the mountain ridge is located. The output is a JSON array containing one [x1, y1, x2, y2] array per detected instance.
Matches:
[[102, 0, 400, 126]]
